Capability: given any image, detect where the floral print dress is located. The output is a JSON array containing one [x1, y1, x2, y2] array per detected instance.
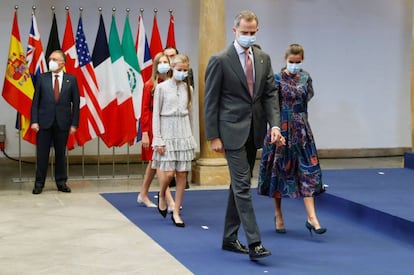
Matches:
[[258, 69, 324, 198]]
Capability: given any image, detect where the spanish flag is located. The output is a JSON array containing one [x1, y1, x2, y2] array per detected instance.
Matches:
[[2, 11, 35, 143]]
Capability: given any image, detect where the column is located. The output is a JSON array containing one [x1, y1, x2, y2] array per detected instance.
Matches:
[[192, 0, 230, 185]]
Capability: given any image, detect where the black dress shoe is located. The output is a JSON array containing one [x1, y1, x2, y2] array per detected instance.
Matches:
[[222, 239, 249, 254], [57, 184, 71, 193], [249, 244, 271, 261], [32, 187, 43, 195]]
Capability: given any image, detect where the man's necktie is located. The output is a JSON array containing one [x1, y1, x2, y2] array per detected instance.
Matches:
[[54, 75, 59, 102], [245, 49, 254, 97]]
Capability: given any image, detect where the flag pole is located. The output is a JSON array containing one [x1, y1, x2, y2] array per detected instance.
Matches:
[[14, 5, 23, 181], [126, 7, 132, 179], [97, 7, 103, 180], [139, 8, 144, 176], [78, 7, 86, 179], [111, 6, 116, 179], [97, 138, 101, 179], [112, 147, 115, 178]]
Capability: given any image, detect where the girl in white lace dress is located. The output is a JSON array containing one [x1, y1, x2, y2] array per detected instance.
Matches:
[[152, 54, 197, 227]]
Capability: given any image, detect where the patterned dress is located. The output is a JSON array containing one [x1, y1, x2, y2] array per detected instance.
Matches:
[[257, 69, 324, 198], [151, 79, 197, 171]]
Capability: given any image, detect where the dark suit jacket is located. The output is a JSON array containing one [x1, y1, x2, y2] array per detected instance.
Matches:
[[204, 44, 281, 150], [31, 72, 80, 130]]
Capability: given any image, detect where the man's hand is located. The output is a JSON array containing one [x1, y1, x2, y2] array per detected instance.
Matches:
[[210, 138, 224, 153], [31, 123, 40, 132], [270, 128, 285, 146], [70, 126, 77, 135]]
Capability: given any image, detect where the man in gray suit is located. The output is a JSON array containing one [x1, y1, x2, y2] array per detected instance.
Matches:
[[30, 50, 80, 194], [204, 10, 284, 261]]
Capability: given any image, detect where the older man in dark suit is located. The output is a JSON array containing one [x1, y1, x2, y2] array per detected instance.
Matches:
[[30, 50, 80, 194], [204, 10, 285, 261]]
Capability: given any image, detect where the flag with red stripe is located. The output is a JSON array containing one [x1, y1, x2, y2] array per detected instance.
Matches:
[[75, 15, 105, 146], [109, 13, 137, 146], [2, 11, 35, 144], [165, 12, 176, 48], [149, 13, 163, 59], [62, 10, 84, 149], [136, 15, 152, 83], [21, 12, 48, 144], [92, 14, 120, 148]]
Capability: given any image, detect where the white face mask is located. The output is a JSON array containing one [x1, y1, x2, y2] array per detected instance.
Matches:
[[173, 70, 188, 81], [157, 63, 170, 74], [48, 60, 59, 72]]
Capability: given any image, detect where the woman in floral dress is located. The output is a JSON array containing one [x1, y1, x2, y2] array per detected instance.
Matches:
[[258, 44, 326, 235]]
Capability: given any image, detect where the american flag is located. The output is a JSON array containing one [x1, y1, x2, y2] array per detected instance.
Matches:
[[75, 16, 105, 145]]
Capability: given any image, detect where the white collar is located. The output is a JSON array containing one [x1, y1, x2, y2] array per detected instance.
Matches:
[[52, 71, 63, 78], [233, 40, 251, 55]]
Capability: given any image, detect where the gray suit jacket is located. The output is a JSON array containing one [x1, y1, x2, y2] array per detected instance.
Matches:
[[204, 44, 280, 150]]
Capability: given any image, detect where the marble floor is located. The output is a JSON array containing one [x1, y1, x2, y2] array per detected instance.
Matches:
[[0, 156, 404, 274]]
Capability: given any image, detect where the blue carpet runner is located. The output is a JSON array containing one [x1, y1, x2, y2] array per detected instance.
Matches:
[[101, 168, 414, 275]]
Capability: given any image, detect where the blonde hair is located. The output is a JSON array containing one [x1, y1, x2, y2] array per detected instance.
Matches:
[[285, 43, 305, 60], [150, 53, 171, 95], [171, 54, 192, 109]]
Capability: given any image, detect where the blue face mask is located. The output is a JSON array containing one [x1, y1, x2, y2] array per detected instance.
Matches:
[[238, 35, 256, 48], [173, 70, 188, 81], [286, 62, 302, 74], [157, 63, 170, 74]]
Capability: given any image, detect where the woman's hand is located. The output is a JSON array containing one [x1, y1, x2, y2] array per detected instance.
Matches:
[[270, 128, 286, 146], [156, 145, 166, 155], [142, 132, 150, 149]]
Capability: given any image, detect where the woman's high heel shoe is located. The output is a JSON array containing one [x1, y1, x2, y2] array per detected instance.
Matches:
[[137, 194, 157, 208], [274, 216, 286, 234], [305, 221, 327, 235], [171, 214, 185, 227], [157, 192, 167, 218]]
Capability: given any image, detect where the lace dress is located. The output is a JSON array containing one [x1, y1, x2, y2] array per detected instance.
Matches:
[[151, 79, 197, 171], [258, 70, 324, 198]]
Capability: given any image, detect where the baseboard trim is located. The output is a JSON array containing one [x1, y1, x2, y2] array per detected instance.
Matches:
[[256, 147, 410, 159], [1, 147, 410, 165], [317, 147, 410, 158]]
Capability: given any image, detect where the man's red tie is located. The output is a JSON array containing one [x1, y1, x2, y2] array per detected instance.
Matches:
[[54, 74, 59, 102], [245, 49, 254, 97]]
